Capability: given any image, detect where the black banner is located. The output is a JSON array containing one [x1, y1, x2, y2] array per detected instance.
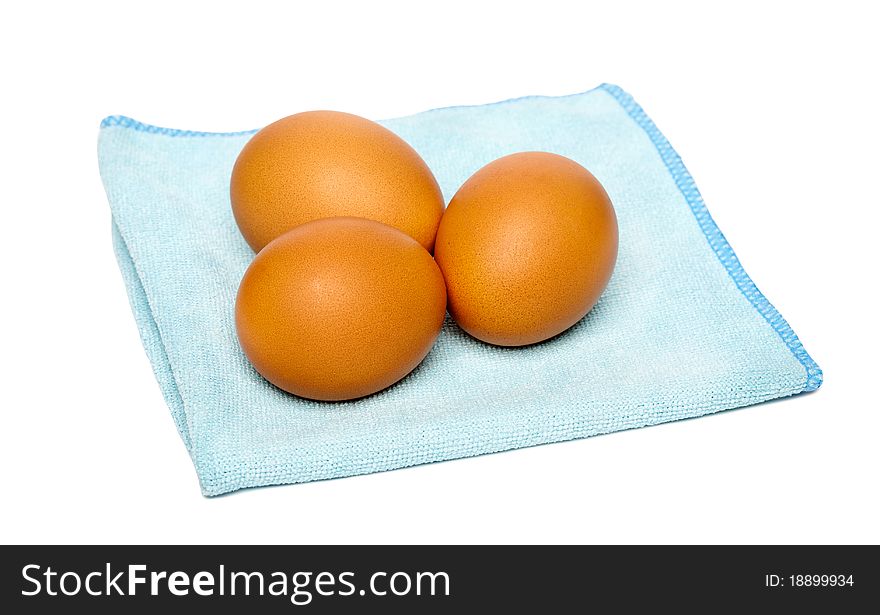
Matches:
[[1, 546, 875, 612]]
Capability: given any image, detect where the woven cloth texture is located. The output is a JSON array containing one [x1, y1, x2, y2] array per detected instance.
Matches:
[[98, 84, 821, 496]]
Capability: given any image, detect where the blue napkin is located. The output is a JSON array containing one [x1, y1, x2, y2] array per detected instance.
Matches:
[[98, 84, 822, 496]]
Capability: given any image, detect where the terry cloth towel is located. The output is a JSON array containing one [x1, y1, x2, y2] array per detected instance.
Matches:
[[98, 84, 822, 496]]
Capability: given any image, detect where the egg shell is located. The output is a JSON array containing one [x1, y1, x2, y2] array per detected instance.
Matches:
[[434, 152, 618, 347], [230, 111, 444, 252], [235, 217, 447, 401]]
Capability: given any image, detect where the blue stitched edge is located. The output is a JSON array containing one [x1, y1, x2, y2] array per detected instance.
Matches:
[[599, 83, 823, 392], [100, 115, 258, 137], [101, 85, 823, 392], [98, 87, 606, 137]]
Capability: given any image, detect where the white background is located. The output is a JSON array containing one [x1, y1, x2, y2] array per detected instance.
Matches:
[[1, 1, 877, 544]]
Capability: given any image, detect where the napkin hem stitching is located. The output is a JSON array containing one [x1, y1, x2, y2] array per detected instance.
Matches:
[[97, 87, 607, 137], [100, 115, 258, 137], [598, 83, 822, 392]]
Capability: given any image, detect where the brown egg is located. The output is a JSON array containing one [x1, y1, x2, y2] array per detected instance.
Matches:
[[434, 152, 618, 347], [230, 111, 444, 252], [235, 217, 447, 401]]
